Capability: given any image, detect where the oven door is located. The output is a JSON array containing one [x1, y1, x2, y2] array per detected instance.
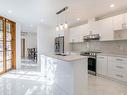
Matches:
[[88, 57, 96, 75]]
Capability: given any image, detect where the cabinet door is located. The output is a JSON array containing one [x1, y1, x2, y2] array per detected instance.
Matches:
[[108, 61, 127, 82], [88, 21, 100, 34], [113, 14, 124, 31], [78, 24, 88, 41], [97, 56, 108, 75], [123, 13, 127, 27], [99, 17, 114, 41], [69, 25, 84, 43], [69, 27, 78, 43]]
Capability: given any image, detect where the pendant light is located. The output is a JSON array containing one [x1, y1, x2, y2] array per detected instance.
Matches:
[[56, 6, 69, 31], [56, 25, 59, 31], [60, 24, 63, 30], [64, 8, 68, 29], [56, 15, 59, 31], [64, 22, 68, 29]]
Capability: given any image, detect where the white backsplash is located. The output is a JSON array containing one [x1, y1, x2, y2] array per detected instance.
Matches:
[[70, 40, 127, 55]]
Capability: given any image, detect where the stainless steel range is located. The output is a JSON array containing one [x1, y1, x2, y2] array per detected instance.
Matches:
[[80, 51, 101, 75]]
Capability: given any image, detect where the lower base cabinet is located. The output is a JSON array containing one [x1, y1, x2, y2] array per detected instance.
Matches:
[[97, 55, 127, 83], [108, 57, 127, 82], [97, 56, 108, 76]]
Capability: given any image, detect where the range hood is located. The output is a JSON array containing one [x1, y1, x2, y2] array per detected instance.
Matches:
[[84, 34, 100, 41]]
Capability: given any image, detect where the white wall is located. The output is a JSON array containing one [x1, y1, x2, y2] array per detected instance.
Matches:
[[37, 24, 55, 63], [16, 23, 21, 69], [25, 32, 37, 48]]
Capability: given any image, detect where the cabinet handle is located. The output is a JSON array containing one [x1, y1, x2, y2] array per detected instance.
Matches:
[[116, 74, 124, 78], [116, 59, 123, 61], [116, 66, 124, 69]]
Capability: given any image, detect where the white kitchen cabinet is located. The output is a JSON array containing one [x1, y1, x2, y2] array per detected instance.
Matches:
[[113, 13, 127, 31], [113, 14, 124, 31], [80, 24, 89, 36], [124, 13, 127, 24], [99, 17, 114, 41], [88, 21, 100, 35], [69, 27, 80, 43], [69, 24, 88, 43], [97, 56, 108, 76], [97, 55, 127, 83], [108, 56, 127, 82]]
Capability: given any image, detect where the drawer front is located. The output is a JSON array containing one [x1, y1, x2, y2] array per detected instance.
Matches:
[[108, 69, 127, 82], [108, 62, 127, 82], [108, 62, 127, 73], [108, 56, 127, 63]]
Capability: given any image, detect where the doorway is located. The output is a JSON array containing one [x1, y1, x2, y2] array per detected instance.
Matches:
[[21, 39, 25, 58], [21, 32, 39, 71]]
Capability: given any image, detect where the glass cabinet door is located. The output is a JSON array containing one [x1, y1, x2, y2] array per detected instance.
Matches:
[[6, 22, 12, 70], [0, 18, 4, 73]]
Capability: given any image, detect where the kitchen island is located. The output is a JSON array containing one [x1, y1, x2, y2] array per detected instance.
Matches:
[[41, 54, 88, 95]]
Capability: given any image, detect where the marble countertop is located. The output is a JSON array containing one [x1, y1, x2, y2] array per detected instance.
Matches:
[[42, 54, 87, 62]]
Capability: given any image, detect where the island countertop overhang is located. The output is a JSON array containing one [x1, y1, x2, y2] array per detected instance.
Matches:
[[41, 54, 87, 62]]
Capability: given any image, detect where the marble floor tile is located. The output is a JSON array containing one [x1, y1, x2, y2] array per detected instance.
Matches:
[[88, 75, 127, 95], [0, 62, 127, 95]]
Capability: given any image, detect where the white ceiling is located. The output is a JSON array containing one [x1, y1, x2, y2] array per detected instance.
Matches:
[[0, 0, 127, 32]]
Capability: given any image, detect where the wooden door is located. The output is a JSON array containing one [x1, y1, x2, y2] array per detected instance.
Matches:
[[5, 19, 16, 71], [0, 17, 5, 74], [21, 39, 25, 58]]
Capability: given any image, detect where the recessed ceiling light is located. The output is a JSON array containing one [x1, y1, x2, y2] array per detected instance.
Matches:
[[77, 18, 80, 21], [110, 4, 115, 8], [8, 10, 12, 14]]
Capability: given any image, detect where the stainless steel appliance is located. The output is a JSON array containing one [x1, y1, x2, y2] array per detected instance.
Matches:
[[80, 51, 101, 75], [84, 34, 100, 41], [55, 36, 64, 54]]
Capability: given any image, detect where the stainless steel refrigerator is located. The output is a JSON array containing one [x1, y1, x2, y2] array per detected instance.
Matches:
[[55, 36, 64, 54]]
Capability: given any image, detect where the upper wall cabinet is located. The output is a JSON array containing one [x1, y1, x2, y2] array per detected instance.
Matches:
[[69, 26, 80, 43], [88, 20, 100, 35], [69, 24, 88, 43], [113, 13, 127, 31], [113, 14, 124, 31], [124, 13, 127, 24], [99, 17, 114, 41], [69, 12, 127, 43]]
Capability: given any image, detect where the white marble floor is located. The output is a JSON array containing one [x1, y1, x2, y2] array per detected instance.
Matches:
[[0, 65, 127, 95], [88, 75, 127, 95], [0, 70, 68, 95], [21, 59, 41, 72]]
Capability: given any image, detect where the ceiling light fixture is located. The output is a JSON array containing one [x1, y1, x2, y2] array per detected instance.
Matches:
[[110, 4, 115, 8], [56, 6, 69, 31]]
